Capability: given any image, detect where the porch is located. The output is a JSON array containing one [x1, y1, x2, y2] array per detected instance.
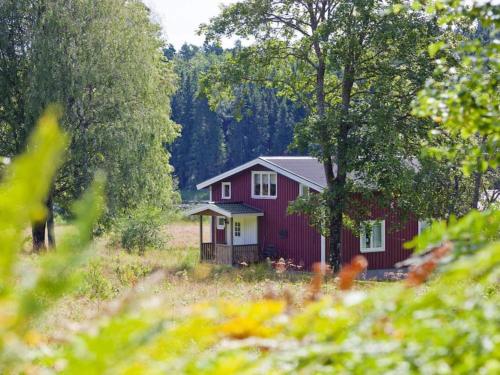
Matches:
[[186, 202, 263, 266], [200, 243, 260, 264]]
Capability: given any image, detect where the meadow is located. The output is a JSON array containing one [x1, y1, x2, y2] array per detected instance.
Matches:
[[3, 114, 497, 373], [32, 219, 373, 338]]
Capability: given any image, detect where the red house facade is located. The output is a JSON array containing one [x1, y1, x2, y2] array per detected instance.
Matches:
[[186, 156, 423, 270]]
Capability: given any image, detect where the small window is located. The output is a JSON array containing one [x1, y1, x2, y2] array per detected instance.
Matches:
[[360, 220, 385, 253], [252, 171, 277, 198], [418, 219, 430, 234], [221, 182, 231, 199], [217, 216, 225, 230], [234, 221, 241, 237], [299, 183, 309, 197]]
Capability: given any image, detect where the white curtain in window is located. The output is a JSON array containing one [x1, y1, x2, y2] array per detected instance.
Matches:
[[372, 222, 382, 248]]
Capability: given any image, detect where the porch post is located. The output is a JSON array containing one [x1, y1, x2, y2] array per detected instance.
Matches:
[[213, 216, 216, 245], [229, 217, 233, 246], [230, 217, 234, 265], [199, 215, 203, 245], [199, 215, 203, 261]]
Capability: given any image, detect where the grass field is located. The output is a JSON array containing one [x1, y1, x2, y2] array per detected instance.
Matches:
[[33, 219, 377, 337]]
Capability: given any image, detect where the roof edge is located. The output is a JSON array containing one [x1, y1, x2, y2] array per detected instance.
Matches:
[[184, 202, 264, 217], [196, 157, 324, 191], [184, 203, 232, 217]]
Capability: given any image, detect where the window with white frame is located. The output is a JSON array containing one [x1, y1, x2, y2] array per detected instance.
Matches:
[[221, 182, 231, 199], [418, 219, 430, 234], [252, 171, 277, 198], [360, 220, 385, 252], [299, 183, 309, 197], [217, 216, 225, 230], [234, 221, 241, 237]]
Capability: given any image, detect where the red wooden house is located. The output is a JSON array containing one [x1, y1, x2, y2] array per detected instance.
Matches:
[[186, 156, 426, 271]]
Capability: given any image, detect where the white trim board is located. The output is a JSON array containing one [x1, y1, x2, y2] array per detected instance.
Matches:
[[221, 182, 231, 199], [196, 157, 324, 192], [185, 203, 264, 218]]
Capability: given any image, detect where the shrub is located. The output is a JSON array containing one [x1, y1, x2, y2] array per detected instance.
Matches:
[[114, 261, 154, 287], [115, 205, 166, 255], [79, 260, 113, 300]]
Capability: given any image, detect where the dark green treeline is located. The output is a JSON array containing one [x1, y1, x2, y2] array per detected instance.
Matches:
[[167, 44, 305, 192]]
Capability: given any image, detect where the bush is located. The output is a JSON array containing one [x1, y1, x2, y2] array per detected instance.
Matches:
[[114, 261, 154, 287], [115, 205, 166, 255], [79, 260, 113, 300]]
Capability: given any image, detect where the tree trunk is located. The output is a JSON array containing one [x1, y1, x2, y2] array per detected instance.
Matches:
[[47, 192, 56, 248], [328, 195, 344, 272], [309, 7, 355, 272], [447, 172, 460, 220], [471, 171, 482, 210], [32, 220, 46, 252], [327, 59, 355, 272]]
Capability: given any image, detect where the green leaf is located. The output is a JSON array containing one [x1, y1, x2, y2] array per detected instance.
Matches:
[[428, 41, 445, 58]]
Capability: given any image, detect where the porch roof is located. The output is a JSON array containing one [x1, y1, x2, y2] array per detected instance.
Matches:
[[185, 202, 264, 218]]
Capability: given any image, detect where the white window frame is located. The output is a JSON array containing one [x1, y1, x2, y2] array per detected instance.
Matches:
[[299, 183, 309, 197], [221, 182, 231, 199], [216, 216, 226, 230], [251, 171, 277, 199], [360, 220, 385, 253], [234, 221, 241, 237], [418, 219, 430, 235]]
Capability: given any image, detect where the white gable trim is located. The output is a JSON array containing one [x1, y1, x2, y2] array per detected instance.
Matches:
[[185, 203, 264, 218], [196, 157, 324, 192], [185, 203, 232, 217]]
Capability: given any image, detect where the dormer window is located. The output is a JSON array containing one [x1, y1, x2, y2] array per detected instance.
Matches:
[[221, 182, 231, 199], [252, 171, 277, 199]]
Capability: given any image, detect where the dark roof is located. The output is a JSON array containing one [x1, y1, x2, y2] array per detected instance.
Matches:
[[185, 202, 264, 217], [214, 202, 263, 215], [261, 157, 328, 188], [196, 156, 367, 191]]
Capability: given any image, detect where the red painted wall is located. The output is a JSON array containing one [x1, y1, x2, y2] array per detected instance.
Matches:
[[211, 165, 320, 269], [209, 165, 417, 270], [338, 207, 416, 270]]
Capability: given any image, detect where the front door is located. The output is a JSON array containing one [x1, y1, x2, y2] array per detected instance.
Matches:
[[233, 217, 257, 246]]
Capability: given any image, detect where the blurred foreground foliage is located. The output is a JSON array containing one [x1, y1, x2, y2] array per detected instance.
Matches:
[[47, 219, 499, 374], [0, 109, 498, 374], [0, 108, 104, 372]]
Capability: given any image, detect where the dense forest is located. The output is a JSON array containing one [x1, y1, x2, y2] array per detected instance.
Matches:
[[167, 44, 305, 193]]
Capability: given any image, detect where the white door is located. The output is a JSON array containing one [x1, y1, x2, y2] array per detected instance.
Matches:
[[233, 217, 257, 245]]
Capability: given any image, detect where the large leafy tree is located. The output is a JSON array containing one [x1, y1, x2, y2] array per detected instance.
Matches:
[[0, 0, 179, 249], [202, 0, 440, 270], [414, 0, 499, 211], [0, 0, 33, 157]]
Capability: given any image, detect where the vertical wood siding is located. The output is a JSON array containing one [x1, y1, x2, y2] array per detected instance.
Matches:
[[210, 166, 417, 270], [211, 165, 320, 269], [338, 207, 417, 270]]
